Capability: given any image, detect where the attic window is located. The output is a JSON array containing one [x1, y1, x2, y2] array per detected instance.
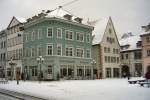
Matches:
[[109, 29, 112, 34], [64, 14, 72, 20], [74, 17, 83, 23]]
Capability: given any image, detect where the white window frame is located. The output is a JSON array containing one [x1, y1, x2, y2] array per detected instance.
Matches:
[[57, 44, 62, 56], [86, 34, 90, 43], [57, 28, 62, 38], [65, 46, 74, 56], [31, 47, 35, 57], [76, 48, 84, 57], [47, 27, 53, 38], [65, 30, 73, 40], [37, 46, 42, 56], [76, 32, 84, 42], [47, 44, 53, 56], [38, 29, 42, 39], [86, 49, 91, 58]]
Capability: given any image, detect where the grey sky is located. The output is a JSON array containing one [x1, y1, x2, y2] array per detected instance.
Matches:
[[0, 0, 150, 37]]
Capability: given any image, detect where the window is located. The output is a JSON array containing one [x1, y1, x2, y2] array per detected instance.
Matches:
[[126, 54, 128, 59], [134, 51, 142, 59], [104, 47, 107, 53], [117, 57, 119, 63], [108, 56, 110, 63], [108, 48, 110, 53], [66, 30, 73, 40], [38, 29, 42, 39], [47, 28, 53, 37], [76, 48, 84, 57], [105, 56, 107, 62], [86, 49, 91, 58], [87, 34, 90, 42], [113, 68, 119, 78], [57, 28, 62, 38], [66, 47, 73, 56], [31, 47, 35, 57], [31, 66, 37, 76], [57, 44, 62, 56], [109, 29, 112, 34], [76, 32, 84, 42], [146, 37, 150, 43], [48, 65, 52, 74], [47, 44, 53, 55], [106, 68, 111, 78], [37, 46, 42, 56], [147, 50, 150, 56]]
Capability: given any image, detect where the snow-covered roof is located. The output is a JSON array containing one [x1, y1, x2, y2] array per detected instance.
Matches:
[[46, 7, 75, 19], [140, 30, 150, 36], [89, 17, 109, 45], [15, 16, 27, 23], [119, 33, 141, 51]]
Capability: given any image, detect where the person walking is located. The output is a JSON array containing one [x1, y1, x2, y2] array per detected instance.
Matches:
[[16, 70, 20, 85]]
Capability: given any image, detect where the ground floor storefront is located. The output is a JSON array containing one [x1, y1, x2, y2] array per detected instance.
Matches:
[[23, 56, 96, 81]]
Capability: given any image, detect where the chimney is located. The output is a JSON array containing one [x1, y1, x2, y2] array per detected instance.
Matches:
[[74, 17, 83, 23], [64, 14, 72, 20]]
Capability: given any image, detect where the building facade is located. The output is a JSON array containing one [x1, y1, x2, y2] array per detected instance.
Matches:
[[91, 17, 120, 78], [120, 33, 142, 77], [23, 7, 94, 80], [140, 23, 150, 74], [6, 16, 26, 79], [0, 30, 7, 78]]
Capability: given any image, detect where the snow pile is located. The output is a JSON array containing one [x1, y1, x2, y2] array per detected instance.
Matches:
[[0, 79, 150, 100], [15, 16, 27, 23]]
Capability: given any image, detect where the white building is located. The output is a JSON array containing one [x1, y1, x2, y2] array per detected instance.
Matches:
[[119, 32, 143, 77], [91, 17, 120, 78], [6, 16, 26, 79]]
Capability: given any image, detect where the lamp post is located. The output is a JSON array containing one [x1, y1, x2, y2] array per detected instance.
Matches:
[[9, 57, 16, 80], [91, 59, 96, 79], [36, 56, 44, 83]]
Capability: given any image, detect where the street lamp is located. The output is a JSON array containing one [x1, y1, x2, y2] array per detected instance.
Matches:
[[9, 57, 16, 80], [91, 59, 96, 79], [36, 56, 44, 82]]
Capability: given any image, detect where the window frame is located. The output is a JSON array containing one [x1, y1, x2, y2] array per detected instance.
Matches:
[[47, 27, 53, 38]]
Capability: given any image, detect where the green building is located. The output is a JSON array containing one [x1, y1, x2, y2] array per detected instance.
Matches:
[[23, 7, 94, 80]]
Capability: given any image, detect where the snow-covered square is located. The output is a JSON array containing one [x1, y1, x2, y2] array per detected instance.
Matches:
[[0, 78, 150, 100]]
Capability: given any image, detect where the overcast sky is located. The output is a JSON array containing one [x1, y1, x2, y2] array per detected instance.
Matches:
[[0, 0, 150, 37]]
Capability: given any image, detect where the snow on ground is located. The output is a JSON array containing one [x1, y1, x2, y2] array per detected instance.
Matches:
[[0, 78, 150, 100]]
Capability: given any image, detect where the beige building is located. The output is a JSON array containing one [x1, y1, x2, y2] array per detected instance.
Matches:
[[140, 23, 150, 74], [6, 16, 26, 79], [90, 17, 120, 78], [120, 32, 143, 77]]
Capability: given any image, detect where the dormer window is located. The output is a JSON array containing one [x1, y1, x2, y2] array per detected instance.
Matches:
[[74, 17, 83, 23], [64, 14, 72, 20]]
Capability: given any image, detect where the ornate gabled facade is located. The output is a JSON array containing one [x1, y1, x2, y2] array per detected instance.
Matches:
[[23, 7, 94, 80], [120, 32, 143, 77], [6, 16, 26, 80], [140, 23, 150, 74], [91, 17, 120, 78]]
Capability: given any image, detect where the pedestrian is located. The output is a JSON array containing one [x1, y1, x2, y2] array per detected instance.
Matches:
[[127, 73, 131, 80], [145, 71, 150, 88], [16, 71, 20, 85]]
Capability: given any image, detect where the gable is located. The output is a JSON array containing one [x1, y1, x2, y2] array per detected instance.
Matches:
[[7, 17, 21, 28], [101, 17, 120, 46]]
